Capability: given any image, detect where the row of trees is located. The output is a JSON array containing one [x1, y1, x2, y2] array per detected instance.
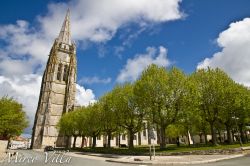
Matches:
[[57, 65, 250, 149], [0, 97, 28, 142]]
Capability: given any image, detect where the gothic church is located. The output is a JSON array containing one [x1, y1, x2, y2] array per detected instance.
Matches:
[[31, 10, 76, 149]]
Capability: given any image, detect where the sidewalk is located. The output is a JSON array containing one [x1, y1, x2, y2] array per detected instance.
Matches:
[[0, 152, 7, 163], [106, 154, 245, 165], [67, 151, 246, 165], [67, 151, 124, 161]]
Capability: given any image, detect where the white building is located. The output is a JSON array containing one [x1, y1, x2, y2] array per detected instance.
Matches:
[[73, 123, 158, 148]]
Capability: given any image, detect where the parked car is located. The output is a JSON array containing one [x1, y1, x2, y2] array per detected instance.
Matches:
[[44, 146, 54, 152]]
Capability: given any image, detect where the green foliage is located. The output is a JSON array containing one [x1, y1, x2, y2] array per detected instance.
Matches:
[[166, 124, 185, 138], [57, 65, 250, 149], [57, 103, 102, 147], [99, 91, 119, 147], [57, 110, 81, 137], [134, 65, 187, 148], [191, 68, 244, 145], [112, 83, 144, 148], [0, 96, 28, 140], [75, 143, 250, 155], [83, 103, 102, 137]]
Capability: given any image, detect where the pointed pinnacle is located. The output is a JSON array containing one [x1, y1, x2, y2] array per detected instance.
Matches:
[[58, 9, 71, 45]]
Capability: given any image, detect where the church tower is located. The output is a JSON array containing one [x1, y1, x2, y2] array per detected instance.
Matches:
[[31, 10, 77, 149]]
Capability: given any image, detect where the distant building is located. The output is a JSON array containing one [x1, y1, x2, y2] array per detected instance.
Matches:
[[73, 124, 158, 148], [9, 136, 31, 149], [31, 10, 77, 149], [0, 140, 8, 154]]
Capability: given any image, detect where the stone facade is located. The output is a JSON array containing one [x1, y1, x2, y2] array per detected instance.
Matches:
[[31, 10, 77, 149], [73, 122, 158, 148], [0, 140, 8, 153]]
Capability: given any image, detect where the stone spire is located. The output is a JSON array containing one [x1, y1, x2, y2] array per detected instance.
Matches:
[[58, 9, 71, 45], [31, 9, 77, 149]]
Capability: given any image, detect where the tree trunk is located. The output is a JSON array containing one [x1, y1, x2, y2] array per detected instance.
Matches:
[[73, 136, 77, 148], [245, 131, 249, 142], [156, 125, 160, 144], [187, 131, 190, 146], [138, 132, 141, 145], [239, 125, 246, 144], [199, 133, 203, 144], [128, 130, 134, 149], [107, 132, 112, 148], [226, 125, 233, 144], [232, 130, 235, 142], [160, 126, 166, 149], [66, 136, 71, 149], [7, 139, 11, 149], [176, 136, 180, 147], [118, 133, 121, 147], [210, 122, 217, 145], [203, 129, 208, 145], [81, 136, 85, 148], [92, 135, 97, 148], [147, 122, 151, 145], [218, 130, 222, 143]]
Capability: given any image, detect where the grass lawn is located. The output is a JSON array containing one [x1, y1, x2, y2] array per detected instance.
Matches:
[[73, 142, 250, 155]]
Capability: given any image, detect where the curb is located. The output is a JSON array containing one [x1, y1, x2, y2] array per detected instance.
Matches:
[[106, 154, 245, 165], [106, 159, 153, 165]]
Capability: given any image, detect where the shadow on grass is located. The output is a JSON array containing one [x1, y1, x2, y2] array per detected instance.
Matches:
[[72, 142, 250, 156]]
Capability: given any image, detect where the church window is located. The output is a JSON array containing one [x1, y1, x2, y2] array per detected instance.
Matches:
[[57, 63, 63, 81], [63, 65, 68, 81]]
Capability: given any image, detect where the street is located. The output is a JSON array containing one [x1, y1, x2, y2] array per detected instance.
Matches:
[[0, 150, 130, 166], [1, 150, 250, 166], [192, 155, 250, 166]]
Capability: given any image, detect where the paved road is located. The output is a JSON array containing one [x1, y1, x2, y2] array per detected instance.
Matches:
[[1, 150, 250, 166], [0, 150, 130, 166], [192, 155, 250, 166]]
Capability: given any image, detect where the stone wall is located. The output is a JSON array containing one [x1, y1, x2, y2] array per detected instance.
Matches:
[[0, 140, 8, 153]]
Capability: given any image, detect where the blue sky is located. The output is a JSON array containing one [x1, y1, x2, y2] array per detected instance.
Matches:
[[79, 0, 250, 97], [1, 0, 250, 132]]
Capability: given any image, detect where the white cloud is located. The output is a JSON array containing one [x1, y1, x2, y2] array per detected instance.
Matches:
[[39, 0, 183, 42], [0, 0, 183, 75], [0, 20, 51, 61], [0, 0, 183, 132], [114, 26, 147, 59], [0, 74, 42, 126], [0, 58, 32, 76], [79, 76, 111, 85], [76, 84, 96, 106], [197, 18, 250, 86], [0, 74, 96, 132], [0, 20, 51, 76], [117, 46, 171, 82]]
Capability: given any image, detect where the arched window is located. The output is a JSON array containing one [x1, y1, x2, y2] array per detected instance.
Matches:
[[57, 63, 63, 81], [63, 65, 68, 81]]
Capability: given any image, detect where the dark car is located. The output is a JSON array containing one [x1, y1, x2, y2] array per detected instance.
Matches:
[[44, 146, 54, 152]]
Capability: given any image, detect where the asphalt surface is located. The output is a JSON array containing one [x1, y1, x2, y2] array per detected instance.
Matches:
[[0, 150, 130, 166], [192, 154, 250, 166], [1, 150, 250, 166]]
